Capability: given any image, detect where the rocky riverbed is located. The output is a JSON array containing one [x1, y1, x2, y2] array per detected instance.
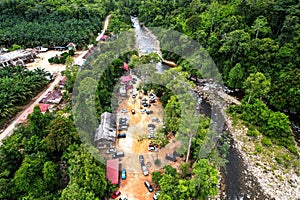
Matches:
[[226, 118, 300, 200], [196, 82, 300, 200]]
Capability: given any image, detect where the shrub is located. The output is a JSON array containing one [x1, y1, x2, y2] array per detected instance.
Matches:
[[287, 145, 299, 156], [275, 157, 283, 164], [256, 145, 262, 153], [261, 137, 272, 147], [247, 129, 259, 138], [154, 159, 161, 166]]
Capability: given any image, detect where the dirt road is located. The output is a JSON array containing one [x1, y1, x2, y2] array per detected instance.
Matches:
[[96, 15, 111, 42], [0, 73, 62, 144], [0, 50, 85, 145]]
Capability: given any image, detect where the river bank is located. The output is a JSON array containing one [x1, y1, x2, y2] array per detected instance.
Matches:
[[226, 117, 300, 200], [196, 82, 300, 200]]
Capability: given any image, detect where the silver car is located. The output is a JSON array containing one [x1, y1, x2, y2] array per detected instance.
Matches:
[[141, 164, 149, 176]]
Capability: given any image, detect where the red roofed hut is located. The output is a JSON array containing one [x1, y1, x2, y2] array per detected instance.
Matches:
[[106, 159, 119, 185], [100, 35, 108, 41], [121, 75, 132, 85], [123, 62, 129, 71], [39, 104, 50, 113]]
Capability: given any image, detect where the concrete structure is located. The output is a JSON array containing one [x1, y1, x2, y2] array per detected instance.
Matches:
[[0, 49, 37, 67], [94, 112, 117, 148], [106, 159, 119, 184]]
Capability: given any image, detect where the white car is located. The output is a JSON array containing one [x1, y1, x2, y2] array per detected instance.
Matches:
[[141, 164, 149, 176], [153, 192, 160, 200]]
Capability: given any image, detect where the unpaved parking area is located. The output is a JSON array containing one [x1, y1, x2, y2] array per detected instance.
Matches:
[[26, 50, 85, 73], [114, 75, 183, 200]]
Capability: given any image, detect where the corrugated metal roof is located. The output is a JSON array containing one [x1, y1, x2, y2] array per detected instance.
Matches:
[[106, 159, 119, 184]]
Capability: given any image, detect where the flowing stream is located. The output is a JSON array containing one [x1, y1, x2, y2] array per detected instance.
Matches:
[[131, 16, 269, 199], [131, 16, 169, 73]]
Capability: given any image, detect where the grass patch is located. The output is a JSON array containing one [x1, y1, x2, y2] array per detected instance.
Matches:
[[261, 137, 272, 147], [256, 145, 262, 153], [275, 157, 283, 164]]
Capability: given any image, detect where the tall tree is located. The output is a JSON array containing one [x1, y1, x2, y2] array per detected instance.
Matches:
[[251, 15, 271, 38], [189, 159, 219, 199], [243, 72, 271, 103]]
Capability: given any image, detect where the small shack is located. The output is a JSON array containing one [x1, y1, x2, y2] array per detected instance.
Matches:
[[121, 75, 132, 85], [66, 43, 76, 51], [122, 62, 129, 71], [106, 159, 119, 185], [39, 103, 50, 113], [100, 35, 108, 41], [94, 112, 117, 148], [39, 90, 63, 104]]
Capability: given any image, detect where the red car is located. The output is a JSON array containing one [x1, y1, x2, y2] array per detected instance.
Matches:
[[111, 190, 121, 199]]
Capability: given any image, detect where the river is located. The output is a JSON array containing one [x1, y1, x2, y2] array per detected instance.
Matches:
[[131, 16, 169, 74], [131, 16, 269, 199]]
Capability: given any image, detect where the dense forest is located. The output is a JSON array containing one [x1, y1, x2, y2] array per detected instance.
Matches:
[[0, 0, 299, 199], [0, 0, 115, 48], [0, 106, 116, 199], [118, 0, 300, 114]]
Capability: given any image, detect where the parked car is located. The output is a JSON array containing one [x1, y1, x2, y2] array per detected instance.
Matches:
[[141, 164, 149, 176], [112, 152, 125, 159], [106, 148, 117, 154], [119, 119, 128, 123], [173, 150, 184, 158], [120, 109, 128, 113], [121, 169, 126, 180], [153, 192, 160, 200], [165, 153, 177, 162], [151, 118, 160, 122], [117, 133, 126, 138], [119, 118, 127, 122], [111, 190, 121, 199], [148, 144, 158, 152], [146, 110, 153, 115], [143, 103, 149, 107], [149, 99, 156, 103], [148, 124, 156, 128], [144, 181, 154, 192], [139, 155, 144, 164], [118, 126, 128, 131], [119, 123, 128, 127], [148, 92, 156, 97], [148, 133, 156, 139], [148, 127, 155, 131], [131, 109, 135, 114], [119, 195, 128, 200]]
